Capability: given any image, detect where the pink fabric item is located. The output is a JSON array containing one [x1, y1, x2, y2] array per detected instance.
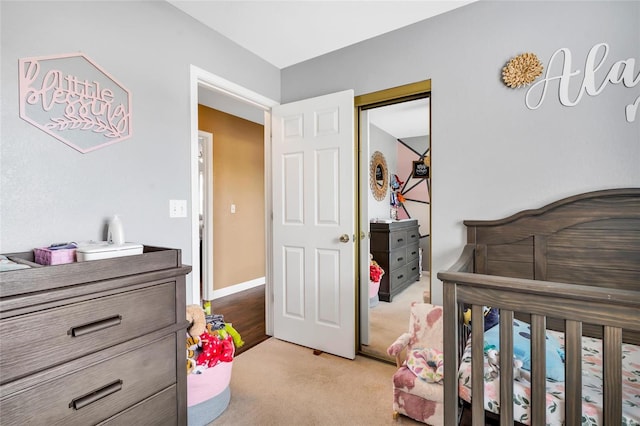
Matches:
[[388, 303, 444, 425], [394, 390, 439, 424], [187, 360, 233, 407]]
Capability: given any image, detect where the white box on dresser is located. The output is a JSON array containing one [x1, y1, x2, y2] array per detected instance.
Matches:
[[0, 246, 191, 425]]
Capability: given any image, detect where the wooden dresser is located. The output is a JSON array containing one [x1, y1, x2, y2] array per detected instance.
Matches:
[[370, 220, 420, 302], [0, 246, 191, 425]]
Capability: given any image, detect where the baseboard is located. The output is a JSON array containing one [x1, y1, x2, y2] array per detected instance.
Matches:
[[212, 277, 265, 299]]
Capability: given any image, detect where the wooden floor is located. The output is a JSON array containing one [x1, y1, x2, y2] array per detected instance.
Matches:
[[209, 284, 269, 356]]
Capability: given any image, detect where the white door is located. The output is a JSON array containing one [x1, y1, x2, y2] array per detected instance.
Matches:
[[271, 90, 355, 359]]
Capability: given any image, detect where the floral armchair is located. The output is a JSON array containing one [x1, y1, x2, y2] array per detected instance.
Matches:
[[387, 303, 444, 426]]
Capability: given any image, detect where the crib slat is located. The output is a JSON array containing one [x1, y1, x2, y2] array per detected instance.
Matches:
[[565, 320, 582, 425], [443, 282, 458, 426], [530, 314, 546, 425], [499, 310, 514, 426], [471, 305, 485, 426], [603, 326, 622, 424]]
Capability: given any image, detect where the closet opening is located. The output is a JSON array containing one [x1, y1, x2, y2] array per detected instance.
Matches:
[[355, 81, 432, 363]]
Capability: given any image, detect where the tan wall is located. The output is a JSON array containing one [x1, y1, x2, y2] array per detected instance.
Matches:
[[198, 105, 265, 292]]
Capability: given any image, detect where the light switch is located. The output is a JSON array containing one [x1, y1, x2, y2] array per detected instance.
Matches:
[[170, 199, 187, 218], [230, 204, 236, 214]]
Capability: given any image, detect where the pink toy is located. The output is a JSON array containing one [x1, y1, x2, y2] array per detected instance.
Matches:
[[196, 332, 234, 368]]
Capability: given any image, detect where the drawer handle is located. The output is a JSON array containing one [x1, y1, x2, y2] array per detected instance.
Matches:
[[396, 238, 404, 243], [397, 274, 404, 280], [410, 234, 417, 239], [397, 257, 404, 262], [411, 251, 417, 256], [411, 266, 417, 271], [70, 379, 123, 410], [68, 315, 122, 337]]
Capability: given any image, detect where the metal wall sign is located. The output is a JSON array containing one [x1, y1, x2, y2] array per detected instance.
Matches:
[[19, 52, 132, 153]]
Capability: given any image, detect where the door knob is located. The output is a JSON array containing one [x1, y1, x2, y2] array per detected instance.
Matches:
[[339, 234, 350, 243]]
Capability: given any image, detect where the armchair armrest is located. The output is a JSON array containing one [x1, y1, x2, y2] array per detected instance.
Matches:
[[387, 332, 411, 368]]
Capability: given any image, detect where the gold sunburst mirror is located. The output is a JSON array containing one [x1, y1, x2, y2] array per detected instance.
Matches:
[[370, 151, 388, 201]]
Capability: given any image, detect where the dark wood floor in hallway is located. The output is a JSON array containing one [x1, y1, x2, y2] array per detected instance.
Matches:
[[209, 284, 269, 356]]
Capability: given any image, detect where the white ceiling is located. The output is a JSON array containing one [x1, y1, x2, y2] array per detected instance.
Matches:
[[168, 0, 475, 69]]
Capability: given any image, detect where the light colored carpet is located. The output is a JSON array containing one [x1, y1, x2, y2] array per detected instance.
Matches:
[[209, 338, 422, 425], [363, 274, 430, 362]]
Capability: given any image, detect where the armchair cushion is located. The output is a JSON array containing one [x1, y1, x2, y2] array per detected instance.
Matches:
[[406, 347, 444, 383]]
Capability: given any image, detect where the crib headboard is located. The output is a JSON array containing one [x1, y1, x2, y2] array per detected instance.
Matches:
[[464, 188, 640, 292], [440, 189, 640, 425]]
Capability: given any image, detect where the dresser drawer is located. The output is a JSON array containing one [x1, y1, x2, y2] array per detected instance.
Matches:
[[388, 264, 408, 290], [407, 259, 420, 279], [407, 228, 420, 244], [0, 282, 176, 384], [99, 385, 178, 425], [388, 230, 407, 250], [0, 334, 176, 425], [406, 243, 420, 262], [389, 248, 407, 271]]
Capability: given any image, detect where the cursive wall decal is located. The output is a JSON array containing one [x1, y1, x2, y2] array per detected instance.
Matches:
[[524, 43, 639, 123], [626, 95, 640, 123]]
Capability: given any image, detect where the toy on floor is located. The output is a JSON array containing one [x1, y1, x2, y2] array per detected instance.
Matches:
[[196, 325, 234, 369], [185, 309, 243, 374], [186, 335, 200, 375], [205, 314, 244, 348], [187, 304, 206, 337], [186, 304, 207, 374]]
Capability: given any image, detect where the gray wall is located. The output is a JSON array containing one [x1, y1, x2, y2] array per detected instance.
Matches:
[[2, 1, 639, 307], [367, 124, 397, 220], [282, 1, 640, 304], [0, 1, 279, 292]]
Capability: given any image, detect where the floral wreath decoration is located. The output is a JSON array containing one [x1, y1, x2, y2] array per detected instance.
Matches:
[[502, 52, 544, 88]]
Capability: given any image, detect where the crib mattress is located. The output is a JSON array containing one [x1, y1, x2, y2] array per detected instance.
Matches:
[[458, 331, 640, 425]]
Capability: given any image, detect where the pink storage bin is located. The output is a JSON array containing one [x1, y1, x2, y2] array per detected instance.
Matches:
[[187, 360, 233, 425], [33, 247, 76, 265]]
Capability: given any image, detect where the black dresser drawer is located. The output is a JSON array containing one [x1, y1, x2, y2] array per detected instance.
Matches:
[[407, 228, 420, 244], [388, 230, 408, 250], [388, 265, 408, 289], [389, 247, 407, 271], [407, 243, 420, 262], [407, 259, 420, 279]]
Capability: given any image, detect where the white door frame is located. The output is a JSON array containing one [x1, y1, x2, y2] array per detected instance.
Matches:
[[358, 109, 371, 345], [189, 66, 278, 336]]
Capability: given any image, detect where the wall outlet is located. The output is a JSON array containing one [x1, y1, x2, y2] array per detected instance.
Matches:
[[170, 199, 187, 218]]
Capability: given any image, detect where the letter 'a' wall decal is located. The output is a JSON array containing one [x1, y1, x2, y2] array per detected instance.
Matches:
[[19, 52, 132, 153]]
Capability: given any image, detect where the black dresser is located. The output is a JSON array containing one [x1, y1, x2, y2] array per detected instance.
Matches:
[[370, 220, 420, 302]]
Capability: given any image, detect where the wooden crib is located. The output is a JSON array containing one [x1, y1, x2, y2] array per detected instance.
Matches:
[[437, 188, 640, 426]]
